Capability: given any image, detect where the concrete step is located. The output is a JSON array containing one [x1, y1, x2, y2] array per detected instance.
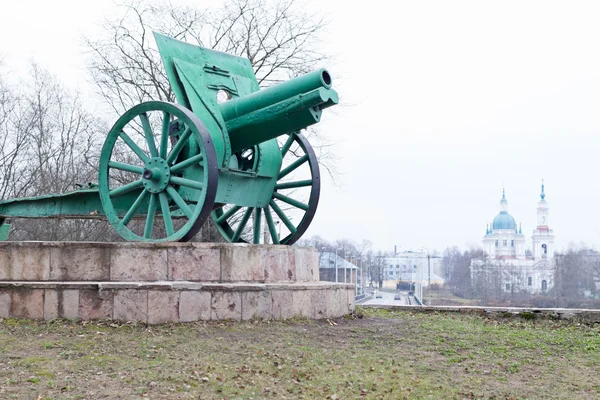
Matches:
[[0, 280, 354, 324]]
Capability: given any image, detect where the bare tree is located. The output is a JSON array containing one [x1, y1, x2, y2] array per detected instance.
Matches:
[[553, 248, 600, 307], [441, 246, 480, 298], [471, 259, 501, 304], [441, 246, 460, 283], [356, 239, 372, 259], [370, 250, 388, 289], [0, 62, 112, 242], [0, 60, 32, 201], [588, 256, 600, 292], [20, 64, 102, 194], [296, 234, 333, 251], [83, 0, 331, 114]]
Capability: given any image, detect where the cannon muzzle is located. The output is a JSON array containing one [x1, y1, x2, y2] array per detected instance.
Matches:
[[220, 69, 338, 152]]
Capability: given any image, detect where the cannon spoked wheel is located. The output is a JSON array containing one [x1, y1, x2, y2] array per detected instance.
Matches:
[[99, 101, 218, 242], [212, 132, 320, 245]]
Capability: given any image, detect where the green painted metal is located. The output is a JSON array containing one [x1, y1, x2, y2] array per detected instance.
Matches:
[[211, 131, 321, 245], [0, 221, 9, 241], [98, 101, 218, 242], [225, 87, 338, 153], [0, 32, 337, 244], [0, 188, 128, 218], [219, 69, 333, 120]]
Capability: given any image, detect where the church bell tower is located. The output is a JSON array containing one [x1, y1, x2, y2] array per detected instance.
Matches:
[[532, 180, 554, 260]]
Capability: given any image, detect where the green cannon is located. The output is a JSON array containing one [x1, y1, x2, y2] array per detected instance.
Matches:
[[0, 32, 338, 244]]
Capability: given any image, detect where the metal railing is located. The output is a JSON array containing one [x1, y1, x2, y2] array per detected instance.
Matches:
[[355, 293, 368, 302]]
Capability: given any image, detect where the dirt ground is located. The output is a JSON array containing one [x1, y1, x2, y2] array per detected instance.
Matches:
[[0, 307, 599, 399]]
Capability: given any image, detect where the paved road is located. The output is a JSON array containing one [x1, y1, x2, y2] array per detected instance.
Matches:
[[361, 290, 409, 306]]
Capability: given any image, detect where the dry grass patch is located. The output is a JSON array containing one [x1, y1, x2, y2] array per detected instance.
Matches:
[[0, 308, 598, 399]]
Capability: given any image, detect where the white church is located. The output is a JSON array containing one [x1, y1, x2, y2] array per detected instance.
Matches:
[[471, 182, 555, 294]]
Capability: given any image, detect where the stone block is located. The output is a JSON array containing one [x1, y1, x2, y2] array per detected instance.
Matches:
[[0, 245, 50, 280], [271, 290, 293, 320], [148, 291, 180, 324], [220, 245, 262, 282], [0, 247, 9, 280], [44, 290, 58, 320], [311, 289, 328, 319], [292, 247, 319, 282], [292, 290, 312, 318], [330, 288, 346, 318], [111, 248, 167, 281], [50, 246, 110, 281], [168, 245, 220, 281], [43, 290, 78, 320], [327, 288, 339, 318], [11, 289, 44, 319], [0, 290, 11, 318], [61, 290, 80, 319], [241, 290, 271, 320], [211, 291, 241, 321], [179, 291, 211, 322], [114, 290, 148, 323], [262, 248, 295, 282], [79, 290, 113, 320], [326, 288, 338, 318], [347, 289, 355, 312]]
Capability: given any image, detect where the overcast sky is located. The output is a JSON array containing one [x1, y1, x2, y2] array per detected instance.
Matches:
[[2, 0, 600, 254]]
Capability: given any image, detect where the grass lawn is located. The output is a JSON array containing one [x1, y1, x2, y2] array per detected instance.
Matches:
[[423, 290, 480, 306], [0, 308, 599, 399]]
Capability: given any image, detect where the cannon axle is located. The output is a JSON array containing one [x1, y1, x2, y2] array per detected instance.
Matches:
[[142, 168, 158, 180]]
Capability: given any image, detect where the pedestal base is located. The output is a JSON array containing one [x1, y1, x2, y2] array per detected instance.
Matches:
[[0, 242, 354, 324]]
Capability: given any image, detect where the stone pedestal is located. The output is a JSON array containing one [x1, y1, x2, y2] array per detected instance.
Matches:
[[0, 242, 354, 324]]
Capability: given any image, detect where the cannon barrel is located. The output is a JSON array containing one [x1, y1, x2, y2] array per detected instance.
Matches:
[[219, 69, 338, 152], [219, 69, 332, 121]]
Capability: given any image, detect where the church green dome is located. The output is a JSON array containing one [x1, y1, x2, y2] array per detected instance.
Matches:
[[492, 211, 516, 230]]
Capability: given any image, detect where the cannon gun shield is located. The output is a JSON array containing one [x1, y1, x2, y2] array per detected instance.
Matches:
[[99, 101, 218, 242], [211, 131, 320, 245]]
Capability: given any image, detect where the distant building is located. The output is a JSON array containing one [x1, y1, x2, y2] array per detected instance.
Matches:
[[382, 251, 444, 290], [318, 251, 358, 285], [470, 183, 555, 294]]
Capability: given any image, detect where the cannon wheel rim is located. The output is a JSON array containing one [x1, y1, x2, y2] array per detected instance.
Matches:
[[99, 101, 218, 242], [211, 132, 320, 245]]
